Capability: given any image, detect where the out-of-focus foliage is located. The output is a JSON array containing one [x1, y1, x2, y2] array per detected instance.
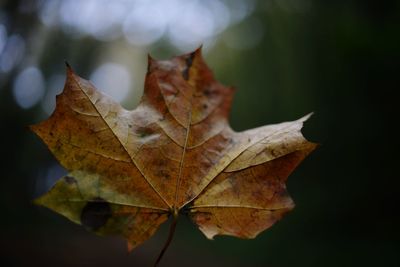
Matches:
[[0, 0, 399, 266]]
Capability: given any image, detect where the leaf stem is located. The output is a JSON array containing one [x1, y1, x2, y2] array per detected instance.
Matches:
[[154, 208, 179, 267]]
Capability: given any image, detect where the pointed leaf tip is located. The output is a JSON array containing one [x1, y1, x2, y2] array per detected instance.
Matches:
[[147, 53, 154, 62], [195, 45, 203, 54], [33, 196, 43, 206], [147, 54, 156, 73], [304, 112, 314, 120], [64, 61, 75, 75], [127, 241, 134, 253]]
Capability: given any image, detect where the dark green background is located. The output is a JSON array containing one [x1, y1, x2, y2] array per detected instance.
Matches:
[[0, 0, 399, 266]]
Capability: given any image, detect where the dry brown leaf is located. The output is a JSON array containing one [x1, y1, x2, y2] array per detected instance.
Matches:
[[31, 48, 316, 265]]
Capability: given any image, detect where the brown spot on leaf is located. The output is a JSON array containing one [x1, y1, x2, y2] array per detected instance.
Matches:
[[136, 127, 154, 138], [182, 51, 195, 80], [64, 176, 77, 184]]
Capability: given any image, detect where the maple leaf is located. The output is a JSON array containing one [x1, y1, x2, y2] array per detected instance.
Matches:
[[31, 48, 316, 265]]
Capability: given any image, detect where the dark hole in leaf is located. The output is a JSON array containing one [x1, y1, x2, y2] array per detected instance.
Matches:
[[81, 197, 112, 231]]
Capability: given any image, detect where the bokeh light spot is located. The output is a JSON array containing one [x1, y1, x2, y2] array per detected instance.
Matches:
[[0, 34, 25, 73], [90, 63, 132, 102], [13, 66, 45, 109]]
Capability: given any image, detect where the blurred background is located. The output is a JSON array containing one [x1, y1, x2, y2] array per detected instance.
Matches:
[[0, 0, 399, 266]]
